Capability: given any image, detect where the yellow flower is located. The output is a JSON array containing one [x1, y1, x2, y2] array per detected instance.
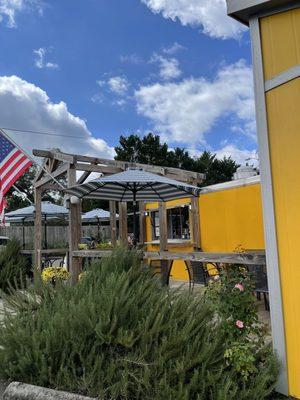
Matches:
[[78, 271, 87, 281], [41, 267, 70, 284]]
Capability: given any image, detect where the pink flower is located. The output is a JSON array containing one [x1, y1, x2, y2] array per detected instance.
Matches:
[[214, 275, 220, 281], [234, 283, 244, 292], [236, 320, 244, 329]]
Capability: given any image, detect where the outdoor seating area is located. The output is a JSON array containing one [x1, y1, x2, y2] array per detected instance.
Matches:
[[2, 0, 300, 397], [21, 148, 269, 321], [0, 148, 276, 400]]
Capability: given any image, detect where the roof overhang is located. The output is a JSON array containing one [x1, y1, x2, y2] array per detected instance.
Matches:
[[227, 0, 298, 26]]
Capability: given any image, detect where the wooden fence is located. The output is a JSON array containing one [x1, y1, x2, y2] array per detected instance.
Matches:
[[0, 225, 111, 249]]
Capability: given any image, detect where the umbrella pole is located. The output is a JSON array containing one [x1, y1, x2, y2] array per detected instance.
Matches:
[[44, 215, 48, 250], [97, 217, 101, 242], [133, 189, 137, 245], [22, 218, 25, 250]]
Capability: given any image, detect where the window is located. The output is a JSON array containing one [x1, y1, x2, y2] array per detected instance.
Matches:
[[151, 211, 160, 239], [167, 206, 190, 239], [150, 205, 191, 240]]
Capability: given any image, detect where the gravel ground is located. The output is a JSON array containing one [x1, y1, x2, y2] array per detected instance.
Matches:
[[0, 381, 7, 399]]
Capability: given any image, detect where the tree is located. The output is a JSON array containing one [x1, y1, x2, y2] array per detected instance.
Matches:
[[205, 156, 240, 186], [167, 147, 195, 170], [115, 133, 169, 166], [193, 151, 239, 186], [115, 134, 240, 186], [5, 166, 59, 212]]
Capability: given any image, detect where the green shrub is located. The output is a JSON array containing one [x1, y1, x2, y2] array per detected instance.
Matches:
[[0, 238, 29, 293], [0, 249, 278, 399]]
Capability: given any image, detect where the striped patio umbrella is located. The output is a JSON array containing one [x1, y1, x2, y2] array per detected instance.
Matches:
[[65, 169, 201, 241], [65, 169, 201, 202]]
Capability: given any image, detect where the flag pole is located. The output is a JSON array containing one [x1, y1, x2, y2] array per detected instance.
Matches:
[[0, 128, 66, 190], [12, 185, 34, 205]]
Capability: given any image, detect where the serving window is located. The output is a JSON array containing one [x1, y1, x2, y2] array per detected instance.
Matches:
[[150, 205, 190, 240]]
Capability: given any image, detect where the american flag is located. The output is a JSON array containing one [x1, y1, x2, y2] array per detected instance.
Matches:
[[0, 132, 32, 224]]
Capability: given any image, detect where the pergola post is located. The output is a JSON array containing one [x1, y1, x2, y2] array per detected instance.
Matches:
[[159, 202, 168, 285], [190, 197, 201, 250], [34, 187, 42, 272], [68, 165, 82, 284], [139, 202, 146, 245], [109, 200, 117, 247], [119, 202, 128, 247]]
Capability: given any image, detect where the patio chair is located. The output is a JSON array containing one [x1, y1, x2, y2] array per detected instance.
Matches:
[[188, 261, 208, 286], [187, 261, 220, 288], [248, 265, 269, 311], [149, 259, 174, 286]]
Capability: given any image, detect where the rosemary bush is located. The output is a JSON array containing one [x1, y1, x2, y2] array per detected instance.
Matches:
[[0, 249, 278, 399], [0, 238, 29, 293]]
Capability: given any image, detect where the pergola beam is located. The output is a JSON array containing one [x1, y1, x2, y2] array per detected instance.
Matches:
[[33, 149, 74, 163], [34, 158, 49, 184], [119, 202, 128, 246], [191, 197, 201, 250], [109, 201, 117, 247], [33, 149, 205, 184], [139, 202, 146, 245], [68, 166, 82, 284], [34, 187, 42, 272], [74, 163, 122, 175], [77, 170, 92, 185], [35, 163, 69, 188], [159, 202, 169, 286]]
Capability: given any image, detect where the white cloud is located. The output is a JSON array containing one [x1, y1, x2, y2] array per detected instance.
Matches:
[[163, 42, 185, 55], [107, 76, 129, 96], [120, 54, 143, 64], [135, 60, 255, 144], [92, 76, 130, 106], [33, 48, 59, 70], [0, 75, 114, 159], [141, 0, 247, 40], [215, 144, 258, 166], [0, 0, 42, 28], [151, 54, 182, 81], [113, 98, 127, 107], [91, 92, 103, 104]]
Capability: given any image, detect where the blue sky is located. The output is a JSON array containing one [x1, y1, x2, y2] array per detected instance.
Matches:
[[0, 0, 258, 164]]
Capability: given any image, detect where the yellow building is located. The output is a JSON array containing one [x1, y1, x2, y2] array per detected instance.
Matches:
[[227, 1, 300, 397], [145, 175, 264, 281]]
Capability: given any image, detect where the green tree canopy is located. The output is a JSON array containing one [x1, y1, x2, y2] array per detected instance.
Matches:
[[5, 166, 58, 212], [115, 133, 240, 186]]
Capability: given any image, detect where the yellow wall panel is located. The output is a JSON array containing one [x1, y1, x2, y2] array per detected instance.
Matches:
[[200, 184, 265, 252], [145, 184, 264, 281], [260, 8, 300, 80], [265, 78, 300, 397]]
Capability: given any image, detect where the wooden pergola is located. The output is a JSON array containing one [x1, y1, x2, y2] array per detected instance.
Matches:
[[33, 149, 205, 282]]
